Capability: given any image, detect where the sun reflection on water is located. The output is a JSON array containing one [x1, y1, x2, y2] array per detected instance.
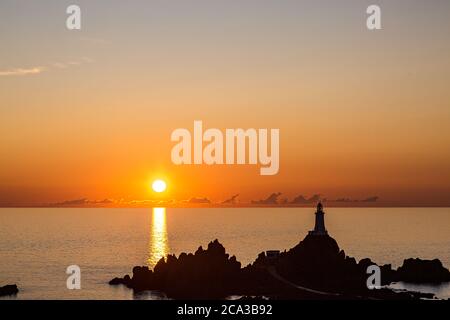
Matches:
[[148, 207, 169, 268]]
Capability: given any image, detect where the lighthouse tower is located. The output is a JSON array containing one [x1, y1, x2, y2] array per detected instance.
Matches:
[[309, 202, 328, 236]]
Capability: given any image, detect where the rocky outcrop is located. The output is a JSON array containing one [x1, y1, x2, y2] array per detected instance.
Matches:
[[0, 284, 18, 297], [110, 240, 244, 299], [376, 258, 450, 285], [110, 235, 449, 299], [274, 234, 369, 292], [396, 258, 450, 283]]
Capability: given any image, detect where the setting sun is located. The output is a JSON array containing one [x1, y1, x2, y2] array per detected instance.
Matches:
[[152, 179, 167, 193]]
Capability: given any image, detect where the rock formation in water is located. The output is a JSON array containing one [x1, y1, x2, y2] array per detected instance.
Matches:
[[110, 205, 449, 299], [381, 258, 450, 284], [110, 235, 449, 299], [110, 240, 245, 299], [0, 284, 19, 297], [274, 234, 368, 292]]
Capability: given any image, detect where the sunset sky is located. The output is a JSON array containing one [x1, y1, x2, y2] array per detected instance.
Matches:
[[1, 0, 450, 206]]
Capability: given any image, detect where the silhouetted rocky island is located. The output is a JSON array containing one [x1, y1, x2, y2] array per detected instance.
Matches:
[[110, 204, 449, 300], [0, 284, 18, 297]]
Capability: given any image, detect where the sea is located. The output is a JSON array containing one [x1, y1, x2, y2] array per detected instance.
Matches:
[[0, 207, 449, 299]]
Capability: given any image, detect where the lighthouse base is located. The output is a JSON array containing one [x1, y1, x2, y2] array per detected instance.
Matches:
[[308, 230, 328, 236]]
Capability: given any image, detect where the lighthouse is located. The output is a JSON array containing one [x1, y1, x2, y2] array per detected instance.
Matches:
[[309, 202, 328, 236]]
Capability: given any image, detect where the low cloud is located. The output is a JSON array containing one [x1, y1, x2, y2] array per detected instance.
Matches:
[[187, 197, 211, 204], [50, 198, 113, 206], [290, 194, 322, 204], [0, 57, 93, 77], [362, 196, 379, 202], [0, 67, 45, 76], [331, 196, 379, 203], [52, 57, 94, 69], [127, 199, 175, 206], [51, 198, 89, 206], [45, 194, 379, 208], [221, 194, 239, 205], [251, 192, 282, 205]]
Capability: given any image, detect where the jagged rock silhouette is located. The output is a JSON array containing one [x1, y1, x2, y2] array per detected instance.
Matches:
[[110, 205, 449, 299], [0, 284, 18, 297]]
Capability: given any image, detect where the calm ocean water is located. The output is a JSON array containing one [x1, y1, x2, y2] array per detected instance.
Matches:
[[0, 208, 449, 299]]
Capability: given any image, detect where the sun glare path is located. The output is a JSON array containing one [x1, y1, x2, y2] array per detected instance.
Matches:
[[148, 207, 169, 268]]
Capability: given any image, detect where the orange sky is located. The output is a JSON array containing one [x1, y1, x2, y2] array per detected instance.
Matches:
[[1, 1, 450, 206]]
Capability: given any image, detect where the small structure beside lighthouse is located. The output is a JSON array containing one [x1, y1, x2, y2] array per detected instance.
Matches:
[[309, 202, 328, 236]]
